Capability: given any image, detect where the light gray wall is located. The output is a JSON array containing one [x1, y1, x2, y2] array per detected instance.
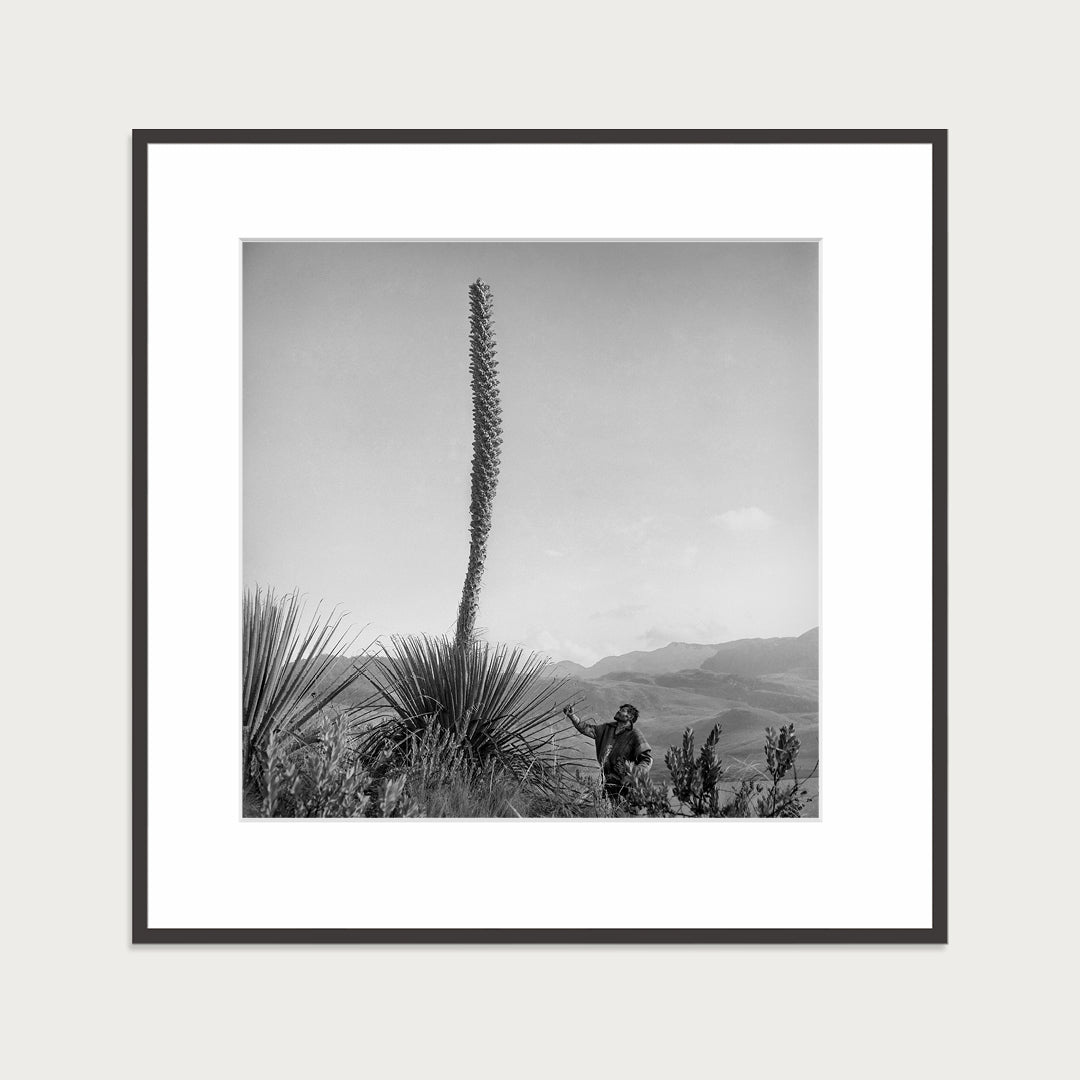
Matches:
[[7, 2, 1077, 1078]]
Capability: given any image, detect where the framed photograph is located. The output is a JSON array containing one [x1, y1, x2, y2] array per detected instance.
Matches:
[[134, 130, 946, 944]]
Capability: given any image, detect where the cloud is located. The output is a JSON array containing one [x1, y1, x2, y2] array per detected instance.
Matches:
[[543, 549, 565, 558], [590, 603, 647, 621], [712, 507, 775, 533], [526, 629, 599, 667]]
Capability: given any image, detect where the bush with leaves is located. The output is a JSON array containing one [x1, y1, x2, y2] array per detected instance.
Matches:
[[754, 723, 811, 818], [659, 721, 816, 818], [614, 770, 673, 817], [259, 710, 421, 818], [665, 723, 724, 816]]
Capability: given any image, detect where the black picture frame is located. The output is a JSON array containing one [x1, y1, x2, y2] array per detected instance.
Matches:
[[133, 129, 947, 945]]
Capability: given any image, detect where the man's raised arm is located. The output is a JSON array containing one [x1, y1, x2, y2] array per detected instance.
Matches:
[[563, 705, 597, 740]]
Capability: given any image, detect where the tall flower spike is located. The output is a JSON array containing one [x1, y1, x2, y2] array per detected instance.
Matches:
[[455, 279, 502, 646]]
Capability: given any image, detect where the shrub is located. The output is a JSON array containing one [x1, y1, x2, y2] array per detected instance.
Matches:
[[661, 721, 815, 817], [665, 723, 724, 816], [259, 710, 420, 818], [755, 723, 811, 818], [616, 770, 673, 817]]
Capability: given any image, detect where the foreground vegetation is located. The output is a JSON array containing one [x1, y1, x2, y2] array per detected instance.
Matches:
[[248, 700, 815, 818], [242, 588, 816, 819]]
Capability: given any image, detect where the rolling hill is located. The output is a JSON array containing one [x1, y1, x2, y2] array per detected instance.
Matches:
[[700, 627, 818, 677]]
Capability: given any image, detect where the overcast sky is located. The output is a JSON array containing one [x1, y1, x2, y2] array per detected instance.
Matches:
[[243, 241, 818, 666]]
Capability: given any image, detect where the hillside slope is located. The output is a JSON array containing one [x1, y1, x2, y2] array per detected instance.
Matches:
[[700, 627, 818, 677]]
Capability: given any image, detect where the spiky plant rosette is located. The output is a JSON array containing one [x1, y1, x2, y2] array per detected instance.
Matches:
[[360, 634, 581, 788], [242, 586, 378, 792]]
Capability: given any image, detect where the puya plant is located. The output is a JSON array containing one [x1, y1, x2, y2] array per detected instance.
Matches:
[[360, 633, 575, 788], [365, 281, 576, 797], [665, 723, 725, 816]]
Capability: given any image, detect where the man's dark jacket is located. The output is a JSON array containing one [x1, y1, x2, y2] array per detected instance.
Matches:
[[569, 714, 653, 790]]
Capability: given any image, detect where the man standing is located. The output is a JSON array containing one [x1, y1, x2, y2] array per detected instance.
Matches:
[[563, 702, 653, 800]]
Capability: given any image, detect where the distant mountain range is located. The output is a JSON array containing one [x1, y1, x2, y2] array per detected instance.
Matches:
[[552, 627, 818, 680]]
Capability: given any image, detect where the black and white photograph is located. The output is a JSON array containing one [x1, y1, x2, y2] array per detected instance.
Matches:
[[243, 240, 819, 819]]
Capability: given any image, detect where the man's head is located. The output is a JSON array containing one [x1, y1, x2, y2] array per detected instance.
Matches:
[[614, 703, 639, 727]]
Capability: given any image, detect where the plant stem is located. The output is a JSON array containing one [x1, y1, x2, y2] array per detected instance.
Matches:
[[455, 279, 502, 646]]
